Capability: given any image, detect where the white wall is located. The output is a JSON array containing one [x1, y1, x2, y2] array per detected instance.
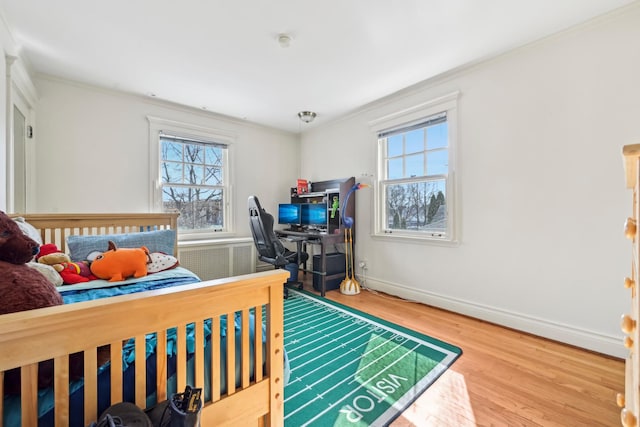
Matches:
[[300, 6, 640, 357], [32, 77, 300, 237]]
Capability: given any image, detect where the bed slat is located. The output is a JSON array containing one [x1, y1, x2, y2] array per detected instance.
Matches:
[[242, 310, 251, 389], [226, 312, 236, 396], [20, 363, 38, 426], [109, 341, 122, 408], [110, 341, 123, 405], [211, 316, 221, 403], [156, 332, 168, 402], [54, 354, 70, 426], [134, 334, 146, 407], [195, 320, 205, 390], [177, 323, 187, 392], [84, 348, 98, 425], [255, 307, 264, 383]]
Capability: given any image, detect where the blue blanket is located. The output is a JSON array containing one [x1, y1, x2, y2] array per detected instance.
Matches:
[[59, 267, 200, 303]]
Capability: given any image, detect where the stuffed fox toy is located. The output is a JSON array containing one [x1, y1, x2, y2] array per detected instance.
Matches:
[[90, 241, 149, 282]]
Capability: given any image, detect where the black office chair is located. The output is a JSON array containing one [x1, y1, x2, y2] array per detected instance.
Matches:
[[248, 195, 308, 297]]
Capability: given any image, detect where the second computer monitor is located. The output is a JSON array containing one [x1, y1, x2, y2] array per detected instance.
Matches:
[[301, 203, 327, 228]]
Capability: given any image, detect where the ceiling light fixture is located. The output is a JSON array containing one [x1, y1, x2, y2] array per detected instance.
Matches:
[[278, 34, 292, 48], [298, 111, 317, 123]]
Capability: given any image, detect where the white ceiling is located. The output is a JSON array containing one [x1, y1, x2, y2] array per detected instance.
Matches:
[[0, 0, 635, 133]]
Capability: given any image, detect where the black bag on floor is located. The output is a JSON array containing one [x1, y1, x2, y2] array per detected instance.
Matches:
[[145, 386, 202, 427], [89, 401, 153, 426]]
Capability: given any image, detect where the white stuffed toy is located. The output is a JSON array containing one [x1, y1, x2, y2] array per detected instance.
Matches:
[[13, 216, 64, 286], [147, 252, 180, 273]]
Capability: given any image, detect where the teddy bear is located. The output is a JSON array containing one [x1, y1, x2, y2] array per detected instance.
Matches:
[[0, 212, 63, 314], [37, 243, 97, 285], [0, 210, 66, 393]]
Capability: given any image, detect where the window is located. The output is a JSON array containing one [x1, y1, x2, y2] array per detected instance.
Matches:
[[372, 92, 458, 242], [148, 117, 235, 239]]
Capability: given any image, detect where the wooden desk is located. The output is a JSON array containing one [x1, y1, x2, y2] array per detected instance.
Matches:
[[275, 229, 344, 297]]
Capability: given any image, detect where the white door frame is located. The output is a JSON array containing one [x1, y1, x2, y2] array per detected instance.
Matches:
[[5, 56, 37, 213]]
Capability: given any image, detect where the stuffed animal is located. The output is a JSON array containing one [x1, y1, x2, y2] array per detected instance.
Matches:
[[90, 241, 149, 282], [37, 243, 97, 285], [0, 210, 66, 394], [0, 212, 63, 314], [147, 252, 180, 273]]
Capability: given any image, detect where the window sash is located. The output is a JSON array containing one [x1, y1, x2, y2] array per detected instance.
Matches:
[[380, 113, 448, 183], [160, 135, 226, 187], [379, 176, 448, 238]]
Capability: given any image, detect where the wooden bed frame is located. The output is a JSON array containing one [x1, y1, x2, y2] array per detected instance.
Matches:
[[0, 213, 287, 426]]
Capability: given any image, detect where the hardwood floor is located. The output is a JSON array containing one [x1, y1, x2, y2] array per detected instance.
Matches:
[[297, 277, 624, 426]]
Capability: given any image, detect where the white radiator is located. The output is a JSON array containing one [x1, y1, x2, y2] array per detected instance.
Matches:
[[178, 238, 257, 281]]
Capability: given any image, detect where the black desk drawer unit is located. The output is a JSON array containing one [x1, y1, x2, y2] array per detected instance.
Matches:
[[312, 253, 346, 291]]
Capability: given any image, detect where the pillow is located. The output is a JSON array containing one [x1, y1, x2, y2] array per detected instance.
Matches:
[[26, 262, 64, 287], [67, 229, 176, 261], [147, 252, 180, 273], [12, 217, 43, 245]]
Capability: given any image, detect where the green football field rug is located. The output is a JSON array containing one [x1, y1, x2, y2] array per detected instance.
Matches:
[[283, 289, 462, 427]]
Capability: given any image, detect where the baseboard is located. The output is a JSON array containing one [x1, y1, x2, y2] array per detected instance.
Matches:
[[363, 277, 625, 359]]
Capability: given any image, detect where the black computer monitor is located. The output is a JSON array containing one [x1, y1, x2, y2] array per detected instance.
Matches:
[[278, 203, 302, 225], [301, 203, 327, 227]]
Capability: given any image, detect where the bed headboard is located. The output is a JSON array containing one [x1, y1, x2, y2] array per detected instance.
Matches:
[[9, 213, 180, 256]]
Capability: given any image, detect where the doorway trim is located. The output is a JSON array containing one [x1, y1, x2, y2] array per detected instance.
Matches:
[[5, 55, 37, 213]]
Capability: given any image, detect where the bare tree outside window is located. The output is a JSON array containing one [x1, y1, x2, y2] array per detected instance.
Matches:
[[161, 137, 226, 232], [385, 180, 446, 233]]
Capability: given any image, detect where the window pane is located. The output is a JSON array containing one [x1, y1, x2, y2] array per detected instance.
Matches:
[[186, 144, 204, 164], [427, 123, 448, 149], [205, 146, 223, 166], [405, 129, 424, 154], [385, 179, 446, 233], [405, 153, 424, 177], [161, 141, 183, 161], [427, 150, 448, 175], [388, 157, 403, 180], [189, 165, 204, 185], [162, 161, 182, 184], [205, 166, 222, 185], [162, 186, 224, 230], [387, 135, 403, 157]]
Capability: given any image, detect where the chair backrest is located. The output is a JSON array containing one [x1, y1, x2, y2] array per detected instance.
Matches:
[[248, 195, 280, 260]]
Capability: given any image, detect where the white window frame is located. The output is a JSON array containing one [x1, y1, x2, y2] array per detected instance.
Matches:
[[369, 91, 459, 244], [148, 116, 236, 240]]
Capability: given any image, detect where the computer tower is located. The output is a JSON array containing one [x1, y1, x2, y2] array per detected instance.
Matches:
[[312, 253, 346, 291]]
